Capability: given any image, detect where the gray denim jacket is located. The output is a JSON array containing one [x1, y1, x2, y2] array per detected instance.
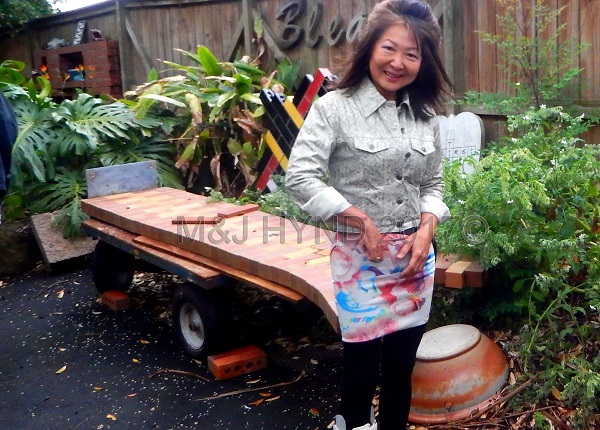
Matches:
[[285, 77, 449, 233]]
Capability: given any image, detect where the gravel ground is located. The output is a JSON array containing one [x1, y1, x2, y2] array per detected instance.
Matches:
[[0, 263, 344, 430]]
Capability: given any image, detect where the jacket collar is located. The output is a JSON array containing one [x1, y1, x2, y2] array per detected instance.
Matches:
[[355, 77, 414, 120]]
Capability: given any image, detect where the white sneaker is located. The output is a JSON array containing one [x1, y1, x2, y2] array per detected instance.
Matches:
[[332, 408, 377, 430]]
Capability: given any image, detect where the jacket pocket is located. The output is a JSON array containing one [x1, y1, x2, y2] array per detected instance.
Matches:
[[410, 136, 435, 156], [353, 137, 393, 154]]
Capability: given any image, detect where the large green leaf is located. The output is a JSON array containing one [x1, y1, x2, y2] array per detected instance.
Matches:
[[233, 73, 252, 94], [138, 93, 187, 108], [197, 46, 223, 76], [0, 67, 25, 85], [11, 100, 55, 183], [52, 94, 142, 157]]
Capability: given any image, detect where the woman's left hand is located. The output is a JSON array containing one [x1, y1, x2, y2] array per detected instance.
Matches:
[[397, 213, 438, 278]]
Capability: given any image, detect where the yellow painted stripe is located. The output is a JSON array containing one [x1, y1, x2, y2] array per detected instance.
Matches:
[[284, 98, 305, 129], [264, 132, 288, 170]]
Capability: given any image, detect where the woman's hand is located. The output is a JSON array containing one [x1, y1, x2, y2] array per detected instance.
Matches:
[[334, 206, 386, 262], [360, 219, 387, 262], [397, 213, 438, 278]]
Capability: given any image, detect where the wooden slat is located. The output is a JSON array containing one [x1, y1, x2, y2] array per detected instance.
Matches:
[[83, 218, 224, 287], [133, 235, 305, 303]]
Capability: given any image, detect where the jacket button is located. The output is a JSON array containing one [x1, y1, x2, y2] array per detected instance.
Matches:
[[396, 174, 403, 181], [405, 152, 411, 158], [396, 198, 403, 205], [369, 144, 375, 150]]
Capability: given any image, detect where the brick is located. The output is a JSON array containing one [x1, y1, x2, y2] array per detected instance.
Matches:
[[464, 260, 486, 288], [434, 254, 457, 285], [444, 260, 472, 289], [207, 345, 267, 380], [101, 290, 130, 311]]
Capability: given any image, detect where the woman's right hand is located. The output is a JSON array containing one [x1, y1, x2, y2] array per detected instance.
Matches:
[[360, 220, 386, 262], [334, 206, 385, 262]]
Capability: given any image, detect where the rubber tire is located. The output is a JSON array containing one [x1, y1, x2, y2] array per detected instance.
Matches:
[[92, 240, 135, 293], [172, 283, 220, 358]]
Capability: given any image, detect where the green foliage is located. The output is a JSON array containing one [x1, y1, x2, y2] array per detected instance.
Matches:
[[445, 4, 599, 423], [460, 0, 589, 113], [0, 0, 53, 31], [1, 63, 181, 237], [273, 57, 302, 93], [126, 46, 300, 199], [127, 47, 270, 198], [208, 175, 310, 223], [438, 106, 600, 426]]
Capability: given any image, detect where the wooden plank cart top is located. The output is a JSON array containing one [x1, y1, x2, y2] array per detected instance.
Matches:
[[81, 186, 339, 330]]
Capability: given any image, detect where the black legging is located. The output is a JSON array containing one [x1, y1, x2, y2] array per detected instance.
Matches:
[[339, 324, 426, 430]]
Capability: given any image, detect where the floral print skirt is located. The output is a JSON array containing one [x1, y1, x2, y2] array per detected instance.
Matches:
[[330, 233, 435, 342]]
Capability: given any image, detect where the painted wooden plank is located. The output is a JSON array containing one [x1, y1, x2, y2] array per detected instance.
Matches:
[[86, 161, 158, 198]]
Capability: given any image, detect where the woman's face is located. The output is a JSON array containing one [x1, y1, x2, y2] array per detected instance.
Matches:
[[368, 23, 422, 100]]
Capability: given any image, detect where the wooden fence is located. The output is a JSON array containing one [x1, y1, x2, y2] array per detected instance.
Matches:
[[1, 0, 599, 143]]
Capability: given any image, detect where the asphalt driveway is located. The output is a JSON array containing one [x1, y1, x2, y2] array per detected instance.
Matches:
[[0, 263, 343, 430]]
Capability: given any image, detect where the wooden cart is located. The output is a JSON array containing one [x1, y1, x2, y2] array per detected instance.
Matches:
[[81, 161, 338, 358]]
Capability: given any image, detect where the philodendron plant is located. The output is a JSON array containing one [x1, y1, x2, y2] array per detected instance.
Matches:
[[1, 59, 180, 237]]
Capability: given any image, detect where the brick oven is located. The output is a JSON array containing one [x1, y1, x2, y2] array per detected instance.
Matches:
[[34, 40, 122, 99]]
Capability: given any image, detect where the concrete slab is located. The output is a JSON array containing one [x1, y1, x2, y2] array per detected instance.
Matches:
[[30, 211, 97, 266]]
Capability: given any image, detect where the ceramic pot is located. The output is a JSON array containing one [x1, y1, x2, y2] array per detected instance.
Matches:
[[409, 324, 509, 424]]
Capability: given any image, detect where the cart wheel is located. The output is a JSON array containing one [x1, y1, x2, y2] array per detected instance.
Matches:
[[172, 284, 220, 358], [92, 240, 135, 293]]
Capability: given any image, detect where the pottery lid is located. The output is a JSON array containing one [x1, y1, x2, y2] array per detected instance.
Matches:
[[416, 324, 481, 361]]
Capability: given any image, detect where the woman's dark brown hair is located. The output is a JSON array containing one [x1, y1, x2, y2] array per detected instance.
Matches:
[[334, 0, 452, 121]]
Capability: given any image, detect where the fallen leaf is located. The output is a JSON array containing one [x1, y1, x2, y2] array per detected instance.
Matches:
[[249, 399, 264, 405], [132, 359, 139, 363], [56, 366, 67, 374], [309, 407, 319, 417], [259, 392, 271, 397], [57, 290, 64, 298], [127, 393, 137, 397], [551, 386, 561, 400], [91, 311, 102, 315], [94, 387, 104, 391], [106, 414, 117, 420], [310, 359, 319, 365], [140, 339, 150, 345], [59, 348, 67, 352], [265, 396, 281, 402], [247, 379, 261, 384]]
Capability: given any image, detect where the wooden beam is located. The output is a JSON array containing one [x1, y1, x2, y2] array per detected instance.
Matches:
[[241, 0, 255, 56], [224, 17, 245, 61], [124, 16, 156, 75], [443, 0, 465, 113], [260, 13, 290, 62], [115, 0, 132, 92]]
